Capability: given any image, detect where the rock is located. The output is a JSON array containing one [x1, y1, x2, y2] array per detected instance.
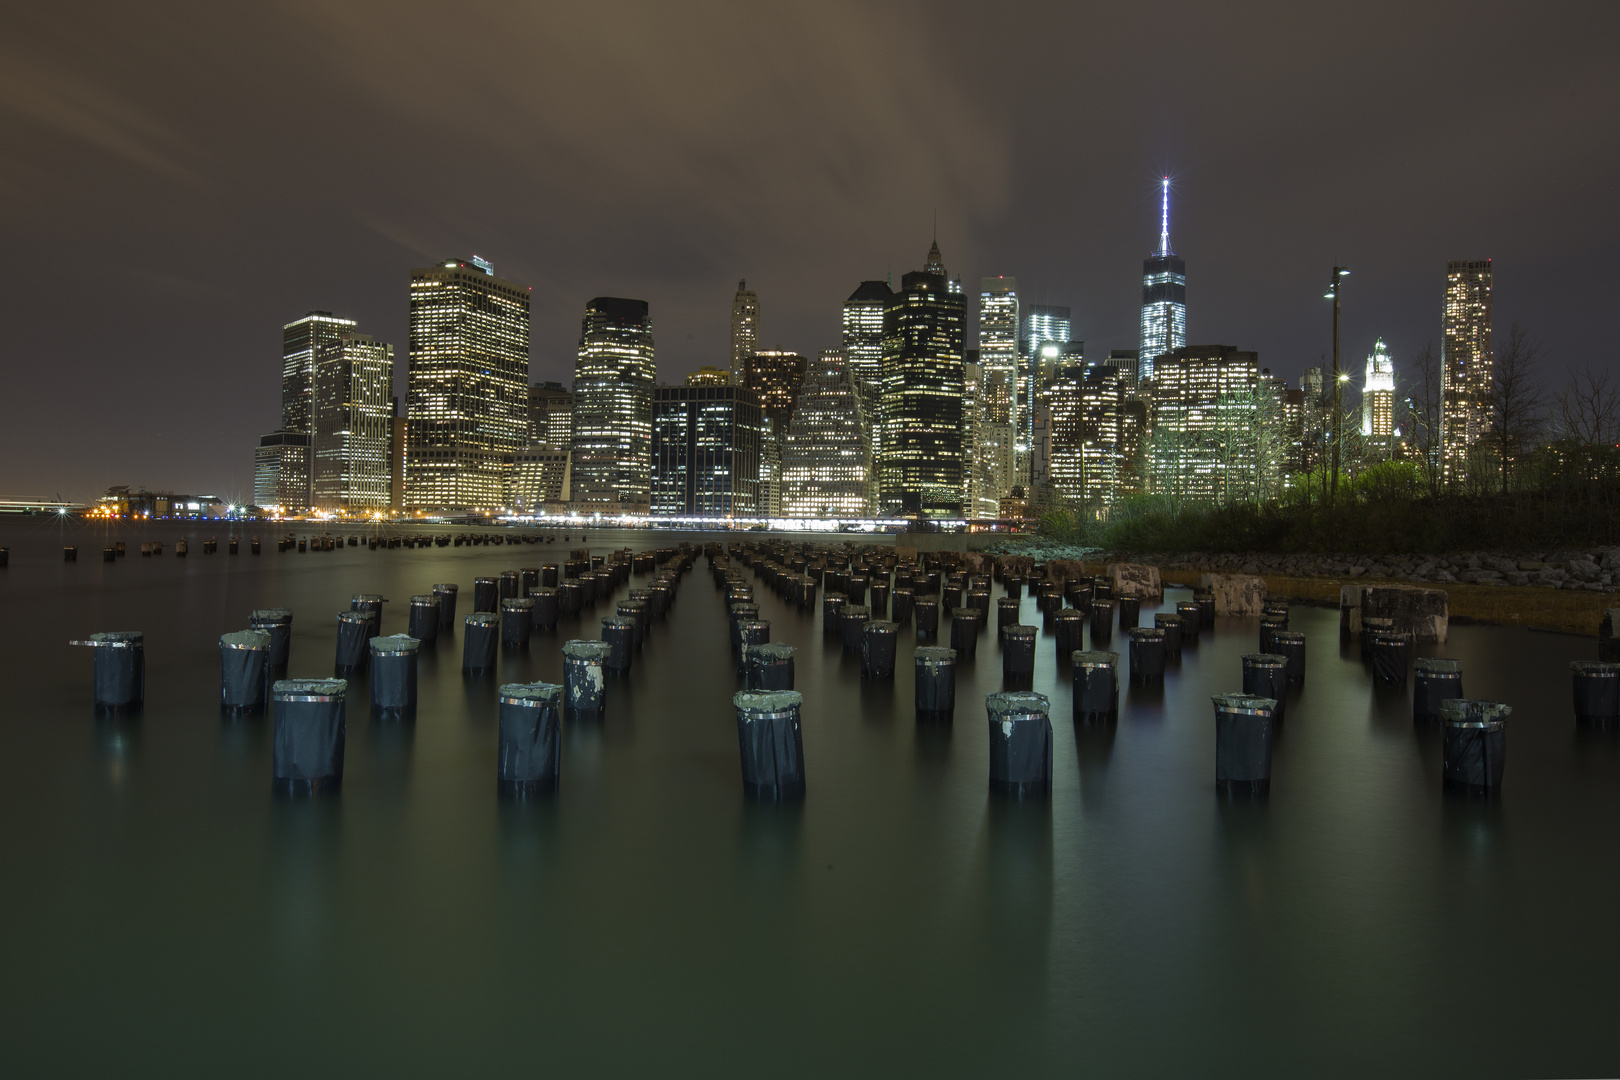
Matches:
[[1506, 571, 1530, 586], [1046, 559, 1086, 584], [1568, 558, 1602, 581], [1347, 565, 1366, 578], [1200, 573, 1267, 615], [1482, 555, 1517, 573], [1431, 570, 1457, 583], [1358, 584, 1449, 643], [1534, 569, 1568, 588], [1107, 562, 1163, 599], [1457, 570, 1500, 585], [1519, 560, 1546, 572]]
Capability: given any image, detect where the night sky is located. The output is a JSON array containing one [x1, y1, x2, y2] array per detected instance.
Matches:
[[2, 1, 1615, 502]]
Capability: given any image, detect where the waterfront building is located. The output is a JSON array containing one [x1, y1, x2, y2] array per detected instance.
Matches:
[[686, 366, 730, 387], [878, 244, 967, 517], [1148, 345, 1262, 504], [527, 381, 573, 449], [1442, 259, 1493, 484], [978, 278, 1020, 506], [509, 446, 571, 511], [782, 348, 873, 518], [570, 296, 656, 511], [276, 311, 356, 510], [1362, 338, 1396, 460], [730, 280, 759, 382], [652, 385, 761, 517], [254, 430, 309, 512], [313, 333, 395, 513], [405, 257, 530, 511], [1138, 179, 1187, 380]]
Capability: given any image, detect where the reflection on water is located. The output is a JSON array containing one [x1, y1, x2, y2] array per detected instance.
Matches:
[[4, 521, 1620, 1075]]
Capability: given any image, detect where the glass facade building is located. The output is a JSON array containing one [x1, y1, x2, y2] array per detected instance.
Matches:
[[842, 280, 892, 390], [404, 258, 530, 511], [1138, 180, 1187, 380], [650, 385, 761, 517], [527, 381, 573, 449], [313, 333, 396, 513], [783, 349, 873, 518], [878, 247, 967, 518], [278, 311, 355, 511], [571, 296, 656, 509], [1148, 345, 1261, 504]]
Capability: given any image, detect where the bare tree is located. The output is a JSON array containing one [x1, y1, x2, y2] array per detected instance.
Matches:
[[1556, 365, 1620, 445], [1488, 321, 1547, 495], [1404, 341, 1444, 497]]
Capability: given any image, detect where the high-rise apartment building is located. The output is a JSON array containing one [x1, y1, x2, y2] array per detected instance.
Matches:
[[730, 280, 759, 381], [312, 333, 395, 513], [1361, 338, 1396, 460], [1441, 259, 1493, 484], [651, 384, 761, 517], [571, 296, 656, 510], [274, 310, 356, 511], [1149, 345, 1261, 504], [782, 349, 872, 518], [404, 257, 530, 511], [878, 244, 967, 517], [1139, 179, 1187, 380], [527, 381, 573, 448]]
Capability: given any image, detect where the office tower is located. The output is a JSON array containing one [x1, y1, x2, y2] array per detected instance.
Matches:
[[571, 296, 656, 509], [976, 278, 1019, 508], [1104, 349, 1141, 392], [390, 410, 405, 512], [528, 381, 573, 448], [1139, 179, 1187, 380], [1148, 345, 1262, 503], [759, 416, 784, 516], [1362, 338, 1396, 460], [1441, 259, 1493, 484], [686, 366, 730, 386], [510, 447, 571, 510], [730, 280, 759, 381], [276, 311, 356, 511], [878, 242, 967, 517], [843, 280, 892, 389], [254, 430, 309, 511], [1046, 363, 1128, 510], [782, 349, 874, 518], [312, 333, 395, 512], [1299, 366, 1329, 473], [405, 257, 530, 511], [1019, 304, 1072, 461], [741, 349, 808, 428], [652, 385, 761, 517]]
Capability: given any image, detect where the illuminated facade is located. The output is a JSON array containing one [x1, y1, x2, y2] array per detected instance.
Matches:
[[1047, 364, 1128, 510], [279, 311, 355, 510], [730, 280, 759, 382], [1441, 259, 1492, 484], [527, 382, 573, 448], [686, 367, 730, 386], [1361, 337, 1396, 460], [509, 447, 571, 510], [1019, 304, 1071, 445], [405, 258, 530, 511], [842, 280, 892, 389], [571, 296, 656, 510], [651, 385, 761, 517], [254, 430, 309, 511], [741, 349, 807, 428], [782, 349, 872, 518], [1138, 179, 1187, 380], [313, 333, 395, 513], [1149, 345, 1261, 503], [977, 279, 1019, 508], [878, 247, 966, 517]]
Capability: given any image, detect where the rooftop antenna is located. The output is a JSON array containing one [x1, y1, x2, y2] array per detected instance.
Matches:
[[1158, 177, 1171, 256]]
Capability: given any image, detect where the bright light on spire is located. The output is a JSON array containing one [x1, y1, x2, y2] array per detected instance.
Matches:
[[1159, 177, 1171, 256]]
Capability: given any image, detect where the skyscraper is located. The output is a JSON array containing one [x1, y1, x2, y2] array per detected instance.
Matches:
[[404, 257, 530, 511], [1149, 345, 1261, 504], [277, 310, 356, 511], [1139, 178, 1187, 380], [1441, 259, 1493, 484], [1361, 338, 1396, 460], [977, 278, 1019, 508], [254, 430, 308, 512], [527, 381, 573, 449], [842, 280, 892, 389], [782, 349, 874, 518], [1019, 304, 1071, 453], [571, 296, 656, 509], [313, 333, 396, 513], [730, 280, 759, 381], [878, 242, 967, 517], [741, 349, 808, 429], [651, 384, 761, 517], [1046, 363, 1128, 510]]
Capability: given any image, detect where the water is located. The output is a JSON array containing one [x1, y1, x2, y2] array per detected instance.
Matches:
[[3, 523, 1619, 1076]]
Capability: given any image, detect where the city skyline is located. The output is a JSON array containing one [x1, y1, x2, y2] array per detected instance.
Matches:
[[2, 2, 1613, 501]]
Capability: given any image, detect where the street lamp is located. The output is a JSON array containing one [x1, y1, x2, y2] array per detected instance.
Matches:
[[1325, 267, 1350, 502]]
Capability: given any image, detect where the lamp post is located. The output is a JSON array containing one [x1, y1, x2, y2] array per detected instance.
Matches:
[[1325, 267, 1350, 503]]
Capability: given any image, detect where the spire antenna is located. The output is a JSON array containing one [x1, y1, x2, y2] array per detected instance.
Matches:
[[1159, 177, 1171, 256]]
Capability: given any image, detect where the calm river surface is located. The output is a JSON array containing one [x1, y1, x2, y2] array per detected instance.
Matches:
[[2, 521, 1617, 1077]]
